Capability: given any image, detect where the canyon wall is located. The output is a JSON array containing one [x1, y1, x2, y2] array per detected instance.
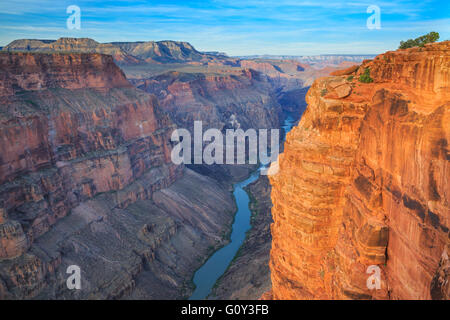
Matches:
[[239, 59, 360, 115], [2, 38, 141, 65], [0, 52, 180, 240], [133, 69, 281, 132], [269, 41, 450, 300], [0, 52, 236, 299], [133, 69, 282, 183]]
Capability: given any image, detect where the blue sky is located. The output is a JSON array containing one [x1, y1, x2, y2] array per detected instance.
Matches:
[[0, 0, 448, 55]]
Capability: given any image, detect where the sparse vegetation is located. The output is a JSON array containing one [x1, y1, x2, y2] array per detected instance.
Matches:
[[358, 67, 373, 83], [346, 75, 354, 81], [399, 31, 440, 49], [321, 89, 328, 96], [319, 270, 325, 279]]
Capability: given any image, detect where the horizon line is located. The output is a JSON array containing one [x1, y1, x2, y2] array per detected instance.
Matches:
[[0, 37, 381, 57]]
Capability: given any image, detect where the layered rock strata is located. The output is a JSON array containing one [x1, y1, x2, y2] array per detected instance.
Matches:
[[0, 52, 235, 299], [134, 69, 282, 133], [269, 41, 450, 300]]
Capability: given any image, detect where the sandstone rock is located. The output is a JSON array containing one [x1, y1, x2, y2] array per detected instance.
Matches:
[[0, 51, 241, 300], [0, 51, 131, 97], [330, 65, 359, 76], [334, 84, 352, 98], [2, 38, 238, 66], [0, 208, 28, 260], [2, 38, 141, 65], [269, 41, 450, 300], [325, 77, 353, 99], [113, 40, 217, 63], [430, 243, 450, 300], [0, 52, 205, 298], [357, 41, 450, 101], [135, 69, 282, 133]]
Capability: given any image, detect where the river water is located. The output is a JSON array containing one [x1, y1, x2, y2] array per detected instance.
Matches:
[[189, 114, 297, 300]]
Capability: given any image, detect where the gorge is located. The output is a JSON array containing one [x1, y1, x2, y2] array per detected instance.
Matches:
[[190, 114, 298, 300], [0, 51, 237, 299], [0, 37, 447, 300]]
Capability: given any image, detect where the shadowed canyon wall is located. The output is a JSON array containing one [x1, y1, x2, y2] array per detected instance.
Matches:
[[0, 52, 236, 299], [269, 41, 449, 300]]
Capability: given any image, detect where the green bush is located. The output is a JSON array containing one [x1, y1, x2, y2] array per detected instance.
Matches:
[[346, 75, 354, 81], [399, 32, 439, 49], [359, 68, 373, 83], [321, 89, 327, 96]]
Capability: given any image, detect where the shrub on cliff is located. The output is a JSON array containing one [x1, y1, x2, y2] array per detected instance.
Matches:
[[359, 68, 373, 83], [399, 32, 440, 49]]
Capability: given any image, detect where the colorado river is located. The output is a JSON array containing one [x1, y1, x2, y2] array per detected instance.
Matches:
[[189, 114, 297, 300]]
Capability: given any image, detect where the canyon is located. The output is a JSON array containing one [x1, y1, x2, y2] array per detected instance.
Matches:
[[0, 51, 237, 299], [1, 37, 423, 300], [268, 41, 449, 300]]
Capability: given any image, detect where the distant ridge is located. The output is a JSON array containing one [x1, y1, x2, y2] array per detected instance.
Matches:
[[2, 37, 141, 65], [238, 54, 377, 59], [238, 54, 376, 68], [2, 37, 230, 65]]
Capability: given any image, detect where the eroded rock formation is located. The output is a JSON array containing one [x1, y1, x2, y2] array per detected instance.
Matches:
[[134, 69, 282, 133], [269, 41, 450, 300], [0, 52, 236, 299], [2, 38, 141, 65], [2, 38, 237, 66]]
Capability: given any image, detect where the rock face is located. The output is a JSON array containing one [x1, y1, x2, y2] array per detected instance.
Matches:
[[2, 38, 141, 65], [2, 38, 235, 66], [239, 59, 359, 115], [133, 68, 283, 184], [240, 59, 351, 88], [112, 41, 235, 65], [269, 41, 450, 300], [0, 208, 28, 259], [0, 52, 179, 228], [0, 52, 236, 299], [112, 41, 204, 62], [0, 52, 131, 97], [3, 38, 362, 119], [330, 65, 359, 76], [135, 69, 282, 133]]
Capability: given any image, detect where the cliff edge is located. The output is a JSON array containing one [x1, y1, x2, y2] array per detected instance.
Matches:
[[269, 41, 449, 300]]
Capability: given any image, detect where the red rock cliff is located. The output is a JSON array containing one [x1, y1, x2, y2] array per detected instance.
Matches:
[[0, 51, 242, 301], [0, 52, 181, 258], [269, 41, 450, 300], [135, 69, 281, 132], [0, 52, 131, 97]]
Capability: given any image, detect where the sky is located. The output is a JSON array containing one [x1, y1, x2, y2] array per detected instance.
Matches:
[[0, 0, 448, 56]]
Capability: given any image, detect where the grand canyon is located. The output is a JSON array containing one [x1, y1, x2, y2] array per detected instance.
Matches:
[[0, 10, 448, 302]]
